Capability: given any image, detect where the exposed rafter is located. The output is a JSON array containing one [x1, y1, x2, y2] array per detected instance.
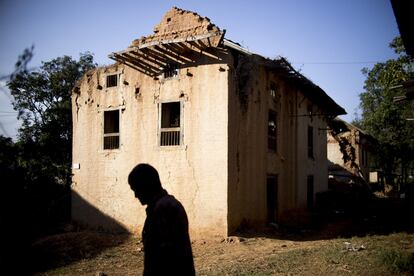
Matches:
[[108, 17, 225, 77]]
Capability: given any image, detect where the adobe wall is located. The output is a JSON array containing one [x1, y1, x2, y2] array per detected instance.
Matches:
[[327, 127, 372, 180], [295, 95, 329, 208], [227, 55, 329, 232], [327, 133, 344, 166], [227, 56, 268, 232], [72, 50, 231, 238], [227, 55, 302, 232]]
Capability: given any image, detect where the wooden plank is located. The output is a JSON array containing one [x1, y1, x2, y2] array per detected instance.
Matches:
[[129, 50, 166, 68], [187, 41, 220, 60], [122, 53, 161, 73], [153, 45, 191, 64], [112, 53, 157, 76], [136, 31, 224, 49], [163, 43, 196, 61], [140, 48, 171, 65], [110, 57, 155, 76]]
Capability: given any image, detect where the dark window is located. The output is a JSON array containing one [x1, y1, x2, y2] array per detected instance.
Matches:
[[361, 148, 368, 166], [308, 126, 314, 158], [270, 82, 277, 99], [307, 104, 313, 115], [267, 175, 278, 223], [307, 175, 314, 209], [163, 63, 178, 78], [160, 102, 181, 146], [268, 110, 277, 151], [106, 74, 118, 87], [103, 110, 120, 149]]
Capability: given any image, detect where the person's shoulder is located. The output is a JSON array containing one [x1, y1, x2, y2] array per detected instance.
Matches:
[[157, 194, 182, 209]]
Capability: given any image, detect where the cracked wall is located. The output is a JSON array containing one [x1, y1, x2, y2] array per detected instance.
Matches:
[[227, 57, 329, 232], [72, 50, 231, 238]]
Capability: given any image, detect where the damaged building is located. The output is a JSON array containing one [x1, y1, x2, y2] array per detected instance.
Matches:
[[327, 118, 378, 185], [71, 7, 346, 237]]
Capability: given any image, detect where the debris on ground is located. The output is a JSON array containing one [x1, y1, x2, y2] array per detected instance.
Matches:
[[343, 241, 366, 252]]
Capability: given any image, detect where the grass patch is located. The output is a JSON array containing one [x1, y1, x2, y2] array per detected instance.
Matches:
[[31, 231, 414, 275], [203, 234, 414, 275], [378, 249, 414, 274]]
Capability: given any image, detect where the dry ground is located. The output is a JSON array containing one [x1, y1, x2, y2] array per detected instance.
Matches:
[[30, 229, 414, 276]]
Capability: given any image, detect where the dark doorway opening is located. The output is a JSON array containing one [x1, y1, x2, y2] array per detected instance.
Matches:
[[267, 175, 278, 223]]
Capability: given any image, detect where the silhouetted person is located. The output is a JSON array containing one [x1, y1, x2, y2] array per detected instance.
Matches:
[[128, 163, 195, 276]]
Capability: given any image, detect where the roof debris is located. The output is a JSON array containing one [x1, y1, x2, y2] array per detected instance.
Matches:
[[131, 7, 223, 48]]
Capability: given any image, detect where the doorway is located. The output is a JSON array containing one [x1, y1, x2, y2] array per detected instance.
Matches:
[[267, 175, 278, 223]]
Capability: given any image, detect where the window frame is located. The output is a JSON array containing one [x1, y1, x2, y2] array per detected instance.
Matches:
[[269, 82, 277, 100], [103, 109, 120, 150], [106, 74, 119, 88], [163, 63, 179, 79], [158, 100, 184, 147], [268, 110, 278, 152]]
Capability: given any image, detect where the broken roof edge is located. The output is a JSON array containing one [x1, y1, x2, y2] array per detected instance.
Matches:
[[333, 117, 375, 138], [223, 39, 253, 55], [217, 43, 346, 117], [259, 55, 346, 117], [131, 7, 223, 48], [330, 117, 379, 146], [108, 35, 243, 60]]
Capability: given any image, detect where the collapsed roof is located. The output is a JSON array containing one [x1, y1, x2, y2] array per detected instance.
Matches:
[[109, 7, 225, 76], [109, 7, 346, 116]]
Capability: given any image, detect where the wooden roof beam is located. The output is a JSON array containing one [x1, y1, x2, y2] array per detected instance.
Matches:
[[186, 41, 220, 60], [121, 53, 161, 74], [129, 50, 166, 68], [110, 54, 156, 76], [136, 31, 224, 49], [163, 43, 196, 61], [139, 47, 171, 65], [152, 45, 191, 64]]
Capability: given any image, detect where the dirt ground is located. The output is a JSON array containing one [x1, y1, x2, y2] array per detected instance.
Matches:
[[29, 224, 414, 275]]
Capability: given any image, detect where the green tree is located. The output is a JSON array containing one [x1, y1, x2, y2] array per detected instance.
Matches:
[[8, 52, 96, 185], [6, 50, 96, 234], [357, 37, 414, 186]]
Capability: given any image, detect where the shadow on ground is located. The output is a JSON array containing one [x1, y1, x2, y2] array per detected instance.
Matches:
[[237, 196, 414, 241], [28, 192, 130, 273], [30, 231, 130, 273]]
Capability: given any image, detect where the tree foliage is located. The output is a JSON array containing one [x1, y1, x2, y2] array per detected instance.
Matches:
[[3, 49, 96, 239], [357, 37, 414, 184], [8, 51, 96, 186]]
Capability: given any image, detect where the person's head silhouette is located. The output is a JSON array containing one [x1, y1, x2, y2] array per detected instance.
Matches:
[[128, 163, 162, 205]]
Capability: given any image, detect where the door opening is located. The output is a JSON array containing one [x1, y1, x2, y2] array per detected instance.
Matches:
[[267, 175, 278, 223]]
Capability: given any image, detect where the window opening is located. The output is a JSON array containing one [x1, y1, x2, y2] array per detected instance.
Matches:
[[308, 126, 314, 158], [307, 175, 314, 209], [270, 82, 277, 99], [361, 148, 368, 166], [268, 110, 277, 151], [163, 63, 179, 78], [106, 74, 118, 88], [160, 102, 181, 146], [307, 104, 313, 115], [103, 110, 120, 149]]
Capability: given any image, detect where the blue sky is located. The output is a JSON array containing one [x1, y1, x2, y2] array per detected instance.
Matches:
[[0, 0, 400, 139]]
